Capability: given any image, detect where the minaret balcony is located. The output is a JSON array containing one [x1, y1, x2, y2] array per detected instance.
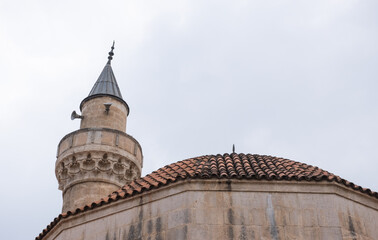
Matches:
[[55, 128, 143, 192]]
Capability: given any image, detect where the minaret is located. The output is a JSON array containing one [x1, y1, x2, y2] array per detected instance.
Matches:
[[55, 43, 143, 213]]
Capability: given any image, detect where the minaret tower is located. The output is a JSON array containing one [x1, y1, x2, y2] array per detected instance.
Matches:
[[55, 43, 143, 213]]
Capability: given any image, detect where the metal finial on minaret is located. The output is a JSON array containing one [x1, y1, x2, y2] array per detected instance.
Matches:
[[232, 144, 235, 153], [107, 41, 115, 64]]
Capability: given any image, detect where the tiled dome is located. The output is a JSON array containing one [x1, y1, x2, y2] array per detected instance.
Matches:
[[116, 153, 377, 198]]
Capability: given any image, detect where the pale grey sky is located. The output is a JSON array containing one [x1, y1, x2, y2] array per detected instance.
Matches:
[[0, 1, 377, 239]]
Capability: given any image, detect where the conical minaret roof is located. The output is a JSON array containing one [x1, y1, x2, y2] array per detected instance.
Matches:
[[80, 42, 129, 114], [88, 43, 123, 98]]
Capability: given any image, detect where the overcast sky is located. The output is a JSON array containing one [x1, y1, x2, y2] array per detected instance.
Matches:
[[0, 0, 377, 239]]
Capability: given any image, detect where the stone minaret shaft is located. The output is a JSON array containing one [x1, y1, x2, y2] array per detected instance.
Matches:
[[55, 44, 143, 213]]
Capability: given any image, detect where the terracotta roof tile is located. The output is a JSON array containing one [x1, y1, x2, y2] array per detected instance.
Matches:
[[36, 153, 378, 239]]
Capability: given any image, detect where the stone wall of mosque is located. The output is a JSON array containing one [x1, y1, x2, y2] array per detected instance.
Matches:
[[44, 180, 378, 240]]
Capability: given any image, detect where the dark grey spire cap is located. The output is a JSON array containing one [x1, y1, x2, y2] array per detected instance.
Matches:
[[80, 43, 129, 115], [87, 63, 123, 99]]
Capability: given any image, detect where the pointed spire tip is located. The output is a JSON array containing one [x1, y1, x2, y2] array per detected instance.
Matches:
[[107, 41, 115, 64]]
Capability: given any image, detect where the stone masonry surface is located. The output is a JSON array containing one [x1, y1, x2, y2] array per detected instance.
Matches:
[[37, 180, 378, 239]]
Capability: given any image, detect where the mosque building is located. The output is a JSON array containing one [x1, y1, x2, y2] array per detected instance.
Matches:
[[37, 44, 378, 240]]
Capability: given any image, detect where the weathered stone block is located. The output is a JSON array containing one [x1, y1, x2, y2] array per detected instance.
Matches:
[[187, 224, 209, 239], [168, 209, 191, 229], [284, 226, 304, 239], [224, 207, 249, 225], [320, 227, 342, 239], [303, 227, 320, 239], [167, 225, 188, 240], [194, 207, 223, 225], [317, 209, 340, 227], [303, 209, 318, 227], [250, 208, 267, 226]]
